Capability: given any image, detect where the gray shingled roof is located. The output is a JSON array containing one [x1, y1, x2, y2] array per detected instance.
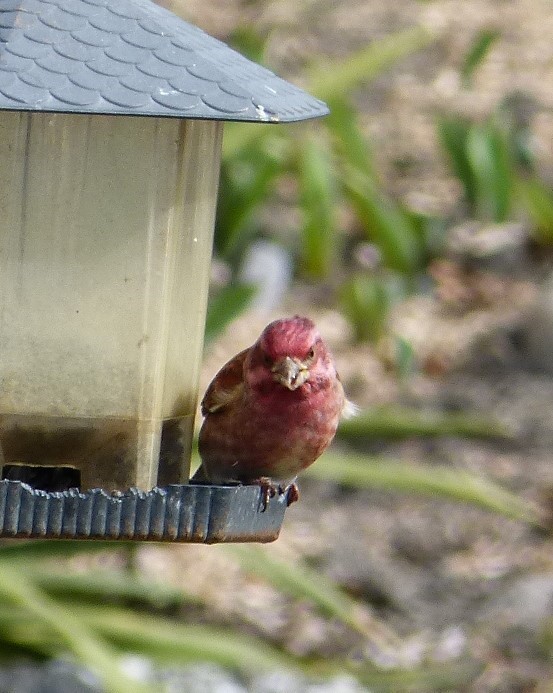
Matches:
[[0, 0, 328, 122]]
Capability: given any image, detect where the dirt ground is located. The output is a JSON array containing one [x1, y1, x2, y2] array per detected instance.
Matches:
[[145, 2, 553, 690]]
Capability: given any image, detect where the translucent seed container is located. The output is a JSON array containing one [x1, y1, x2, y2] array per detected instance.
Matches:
[[0, 112, 222, 492]]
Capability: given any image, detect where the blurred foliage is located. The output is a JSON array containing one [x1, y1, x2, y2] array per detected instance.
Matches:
[[226, 544, 402, 649], [438, 34, 553, 243], [0, 538, 476, 691], [0, 431, 540, 691], [204, 283, 256, 344], [208, 21, 553, 345], [438, 93, 553, 244], [438, 111, 514, 223], [207, 26, 436, 344], [308, 452, 544, 527], [340, 273, 392, 343], [518, 176, 553, 244], [337, 405, 514, 441], [460, 28, 500, 88]]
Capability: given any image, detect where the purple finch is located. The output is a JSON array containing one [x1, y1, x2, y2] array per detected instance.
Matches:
[[193, 316, 353, 506]]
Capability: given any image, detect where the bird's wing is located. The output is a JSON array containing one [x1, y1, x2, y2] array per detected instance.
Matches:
[[201, 347, 249, 415]]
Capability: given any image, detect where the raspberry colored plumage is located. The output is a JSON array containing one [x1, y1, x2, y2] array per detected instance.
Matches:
[[194, 316, 351, 505]]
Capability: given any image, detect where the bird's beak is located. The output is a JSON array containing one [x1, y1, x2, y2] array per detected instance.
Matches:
[[271, 356, 309, 391]]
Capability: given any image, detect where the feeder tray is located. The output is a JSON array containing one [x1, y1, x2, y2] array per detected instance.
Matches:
[[0, 480, 286, 543]]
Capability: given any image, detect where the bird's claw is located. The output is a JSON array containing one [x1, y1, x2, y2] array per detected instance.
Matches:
[[257, 478, 277, 511], [255, 478, 299, 511], [284, 482, 300, 506]]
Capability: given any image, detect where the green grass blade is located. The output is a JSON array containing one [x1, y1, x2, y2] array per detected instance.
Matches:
[[438, 116, 476, 208], [0, 565, 151, 693], [338, 406, 513, 440], [215, 138, 284, 260], [0, 639, 50, 662], [518, 177, 553, 243], [69, 604, 299, 673], [345, 169, 423, 273], [325, 97, 374, 178], [226, 545, 403, 654], [339, 274, 390, 343], [307, 453, 543, 526], [0, 539, 130, 561], [355, 660, 483, 691], [204, 283, 256, 344], [26, 569, 189, 609], [298, 135, 337, 278], [309, 26, 434, 101], [0, 603, 481, 691], [0, 599, 298, 674], [466, 121, 513, 221], [461, 29, 500, 87]]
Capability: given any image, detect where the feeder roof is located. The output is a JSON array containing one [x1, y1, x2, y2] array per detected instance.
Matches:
[[0, 0, 328, 122]]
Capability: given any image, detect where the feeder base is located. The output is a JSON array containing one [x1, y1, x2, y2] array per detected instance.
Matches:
[[0, 481, 286, 543]]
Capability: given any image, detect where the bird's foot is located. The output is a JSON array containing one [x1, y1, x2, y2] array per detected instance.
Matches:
[[254, 478, 299, 511], [254, 477, 278, 511], [283, 482, 300, 506]]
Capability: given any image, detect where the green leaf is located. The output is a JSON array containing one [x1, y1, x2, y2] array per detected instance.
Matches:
[[0, 539, 130, 561], [325, 97, 374, 178], [518, 177, 553, 243], [466, 120, 513, 221], [461, 29, 500, 87], [345, 170, 423, 273], [27, 569, 189, 609], [216, 137, 284, 261], [68, 604, 299, 673], [309, 26, 435, 101], [226, 545, 403, 653], [0, 566, 151, 693], [394, 336, 416, 381], [307, 453, 544, 526], [340, 274, 390, 342], [204, 283, 256, 344], [298, 136, 337, 278], [438, 116, 476, 209], [338, 406, 514, 440]]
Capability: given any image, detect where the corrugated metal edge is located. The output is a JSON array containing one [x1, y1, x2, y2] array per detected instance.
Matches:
[[0, 480, 286, 543]]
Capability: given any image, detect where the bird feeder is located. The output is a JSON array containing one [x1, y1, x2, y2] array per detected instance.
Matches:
[[0, 0, 328, 542]]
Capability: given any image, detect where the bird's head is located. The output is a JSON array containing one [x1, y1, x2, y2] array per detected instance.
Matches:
[[246, 316, 332, 393]]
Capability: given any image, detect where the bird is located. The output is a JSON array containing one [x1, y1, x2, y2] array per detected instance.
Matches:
[[193, 315, 355, 508]]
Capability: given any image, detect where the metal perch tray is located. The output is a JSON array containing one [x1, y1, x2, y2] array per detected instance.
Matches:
[[0, 481, 287, 543]]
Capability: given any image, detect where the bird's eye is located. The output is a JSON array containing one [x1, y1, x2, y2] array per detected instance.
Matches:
[[262, 352, 273, 367], [307, 347, 315, 360]]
